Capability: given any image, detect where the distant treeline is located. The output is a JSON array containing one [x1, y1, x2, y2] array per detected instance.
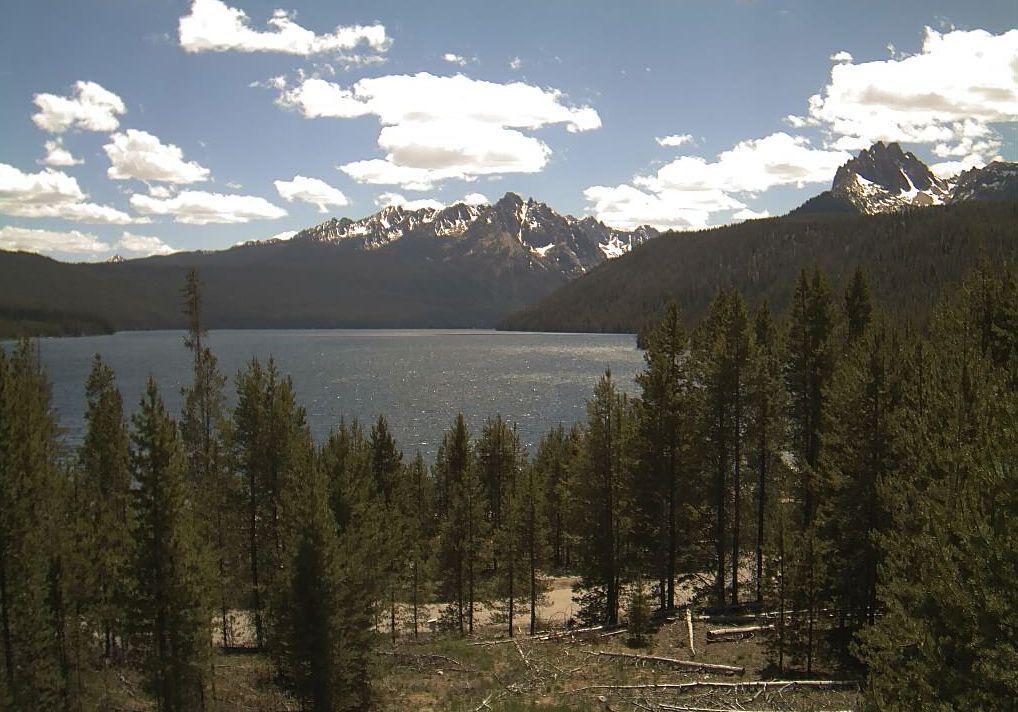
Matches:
[[0, 305, 114, 338], [0, 264, 1014, 710], [502, 201, 1018, 335]]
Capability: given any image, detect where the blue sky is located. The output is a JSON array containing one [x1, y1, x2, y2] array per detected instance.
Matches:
[[1, 0, 1015, 261]]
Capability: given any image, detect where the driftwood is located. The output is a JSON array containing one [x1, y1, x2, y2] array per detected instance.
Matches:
[[570, 680, 860, 693], [686, 608, 696, 657], [587, 650, 744, 676], [706, 624, 774, 641]]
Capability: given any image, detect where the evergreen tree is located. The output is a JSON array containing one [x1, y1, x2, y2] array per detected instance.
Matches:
[[397, 453, 435, 639], [433, 415, 486, 634], [0, 341, 67, 708], [856, 267, 1018, 709], [129, 378, 212, 711], [369, 415, 405, 643], [480, 418, 526, 635], [844, 265, 873, 343], [634, 303, 690, 610], [568, 371, 633, 626], [78, 356, 132, 665], [180, 269, 237, 649], [818, 321, 902, 645], [746, 302, 785, 604], [533, 425, 574, 571]]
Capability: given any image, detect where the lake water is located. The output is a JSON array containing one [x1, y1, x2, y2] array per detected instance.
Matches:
[[15, 330, 644, 460]]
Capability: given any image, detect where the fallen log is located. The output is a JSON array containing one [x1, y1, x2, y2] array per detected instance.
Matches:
[[534, 624, 605, 641], [686, 608, 695, 657], [706, 624, 774, 641], [659, 706, 853, 712], [569, 679, 860, 694], [587, 650, 743, 676]]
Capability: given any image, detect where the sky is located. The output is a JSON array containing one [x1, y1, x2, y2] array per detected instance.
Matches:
[[0, 0, 1015, 262]]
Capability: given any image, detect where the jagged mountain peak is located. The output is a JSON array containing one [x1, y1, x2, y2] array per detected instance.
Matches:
[[829, 141, 951, 214]]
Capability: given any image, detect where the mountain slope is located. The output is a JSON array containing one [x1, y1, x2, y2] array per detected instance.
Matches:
[[501, 201, 1018, 334], [0, 193, 657, 331]]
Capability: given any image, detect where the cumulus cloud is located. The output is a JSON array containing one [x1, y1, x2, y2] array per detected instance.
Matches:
[[460, 192, 489, 205], [274, 175, 350, 212], [443, 53, 468, 66], [808, 27, 1017, 162], [42, 138, 83, 167], [584, 133, 848, 230], [130, 189, 287, 224], [104, 129, 211, 184], [179, 0, 390, 59], [277, 72, 600, 190], [115, 231, 177, 256], [829, 50, 853, 63], [655, 133, 694, 148], [0, 163, 145, 224], [0, 226, 111, 256], [375, 192, 444, 211], [32, 80, 126, 133]]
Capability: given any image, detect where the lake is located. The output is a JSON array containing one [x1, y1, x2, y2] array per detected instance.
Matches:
[[15, 330, 645, 460]]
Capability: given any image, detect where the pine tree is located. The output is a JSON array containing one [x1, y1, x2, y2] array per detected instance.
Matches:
[[746, 302, 784, 604], [534, 425, 573, 571], [844, 265, 873, 343], [568, 371, 633, 626], [129, 378, 212, 711], [856, 267, 1018, 709], [634, 303, 690, 610], [180, 269, 237, 649], [369, 415, 405, 644], [78, 356, 132, 665], [0, 341, 68, 709], [433, 415, 485, 634], [397, 453, 435, 639], [481, 418, 527, 636]]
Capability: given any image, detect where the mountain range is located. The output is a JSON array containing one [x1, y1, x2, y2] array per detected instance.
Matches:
[[0, 143, 1014, 335], [791, 141, 1017, 215]]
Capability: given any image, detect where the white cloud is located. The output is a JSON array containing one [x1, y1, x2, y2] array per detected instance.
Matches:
[[32, 80, 126, 133], [584, 133, 848, 230], [277, 72, 600, 190], [655, 133, 694, 148], [509, 56, 522, 70], [829, 50, 853, 63], [733, 207, 770, 221], [638, 133, 849, 194], [115, 231, 177, 256], [130, 189, 287, 224], [42, 138, 82, 167], [0, 226, 111, 256], [809, 27, 1018, 160], [0, 163, 145, 224], [179, 0, 390, 59], [443, 53, 467, 66], [104, 129, 211, 184], [460, 192, 489, 205], [375, 192, 444, 211], [274, 175, 350, 212]]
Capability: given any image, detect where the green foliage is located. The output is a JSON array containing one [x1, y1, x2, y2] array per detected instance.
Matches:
[[78, 355, 133, 663], [855, 266, 1018, 710], [129, 378, 212, 711], [0, 341, 68, 708], [568, 371, 635, 626]]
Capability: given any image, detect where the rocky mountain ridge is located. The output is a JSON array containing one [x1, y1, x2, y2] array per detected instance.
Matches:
[[288, 192, 659, 278], [794, 142, 1015, 216]]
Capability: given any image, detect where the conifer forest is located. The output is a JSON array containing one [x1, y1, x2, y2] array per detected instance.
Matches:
[[0, 264, 1014, 711]]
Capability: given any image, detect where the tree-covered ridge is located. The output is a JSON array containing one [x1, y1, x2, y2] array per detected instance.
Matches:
[[502, 201, 1017, 336], [0, 264, 1014, 709]]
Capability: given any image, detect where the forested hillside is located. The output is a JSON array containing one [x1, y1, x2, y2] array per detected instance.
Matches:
[[1, 264, 1014, 710], [502, 201, 1017, 335]]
